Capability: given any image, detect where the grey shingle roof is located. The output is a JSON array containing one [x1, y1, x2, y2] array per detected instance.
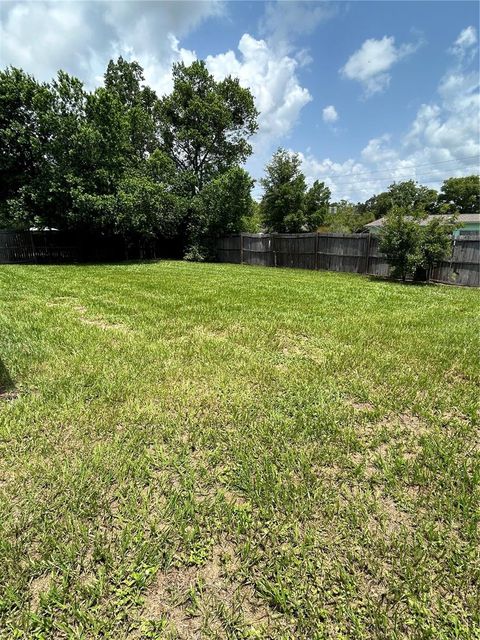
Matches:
[[365, 213, 480, 228]]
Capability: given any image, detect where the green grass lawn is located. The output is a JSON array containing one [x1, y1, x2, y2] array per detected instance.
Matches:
[[0, 261, 479, 639]]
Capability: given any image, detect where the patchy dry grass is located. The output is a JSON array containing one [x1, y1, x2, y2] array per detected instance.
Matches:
[[0, 261, 479, 639]]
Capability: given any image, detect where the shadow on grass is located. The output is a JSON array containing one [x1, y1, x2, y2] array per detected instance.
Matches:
[[366, 275, 432, 287], [15, 258, 169, 268], [71, 258, 166, 267], [0, 358, 16, 399]]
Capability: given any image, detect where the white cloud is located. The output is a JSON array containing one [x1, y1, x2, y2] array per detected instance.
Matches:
[[126, 36, 198, 97], [296, 152, 369, 201], [297, 27, 479, 203], [206, 34, 311, 147], [322, 105, 339, 123], [449, 25, 477, 60], [361, 134, 397, 163], [0, 0, 221, 93], [0, 2, 103, 81], [259, 0, 337, 50], [205, 33, 313, 198], [403, 26, 480, 162], [340, 35, 422, 97]]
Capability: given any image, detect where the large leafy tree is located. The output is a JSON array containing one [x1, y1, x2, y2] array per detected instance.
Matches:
[[0, 57, 257, 252], [260, 149, 307, 233], [358, 191, 395, 220], [0, 67, 51, 227], [359, 181, 437, 220], [39, 72, 89, 228], [387, 180, 437, 212], [436, 175, 480, 214], [260, 150, 332, 233], [0, 70, 94, 230], [304, 180, 331, 231], [420, 216, 456, 278], [157, 60, 258, 194], [104, 57, 158, 160], [29, 76, 131, 231]]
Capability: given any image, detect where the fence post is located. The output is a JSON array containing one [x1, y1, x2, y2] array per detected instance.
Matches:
[[240, 233, 244, 265], [29, 231, 38, 264], [314, 233, 319, 271], [365, 233, 372, 274], [272, 233, 277, 267]]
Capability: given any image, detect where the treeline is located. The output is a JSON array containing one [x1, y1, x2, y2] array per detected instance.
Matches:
[[0, 58, 258, 259], [259, 148, 480, 234], [1, 58, 478, 259]]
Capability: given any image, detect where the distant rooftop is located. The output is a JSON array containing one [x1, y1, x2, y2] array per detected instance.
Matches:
[[365, 213, 480, 228]]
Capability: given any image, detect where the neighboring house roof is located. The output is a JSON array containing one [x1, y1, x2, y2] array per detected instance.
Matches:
[[365, 213, 480, 229]]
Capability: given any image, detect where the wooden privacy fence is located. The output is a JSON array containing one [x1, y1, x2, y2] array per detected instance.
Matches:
[[0, 230, 78, 263], [216, 233, 479, 287], [430, 237, 480, 287], [0, 230, 183, 264]]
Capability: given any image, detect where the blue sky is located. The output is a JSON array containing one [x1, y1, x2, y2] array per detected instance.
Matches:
[[1, 1, 479, 201]]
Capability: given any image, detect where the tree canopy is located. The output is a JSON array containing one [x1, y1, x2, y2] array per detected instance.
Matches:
[[357, 180, 437, 220], [260, 148, 331, 233], [0, 58, 259, 255], [436, 175, 480, 214], [157, 61, 258, 194]]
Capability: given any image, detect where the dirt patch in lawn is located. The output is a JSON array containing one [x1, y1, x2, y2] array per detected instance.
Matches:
[[381, 411, 429, 436], [71, 305, 129, 332], [375, 492, 413, 536], [347, 398, 375, 412], [142, 542, 281, 637], [30, 574, 52, 610]]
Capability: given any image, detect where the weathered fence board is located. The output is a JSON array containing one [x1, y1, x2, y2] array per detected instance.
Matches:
[[366, 236, 391, 278], [242, 234, 274, 267], [217, 235, 241, 264], [430, 237, 480, 287], [317, 233, 370, 273], [216, 232, 479, 287], [273, 233, 317, 269]]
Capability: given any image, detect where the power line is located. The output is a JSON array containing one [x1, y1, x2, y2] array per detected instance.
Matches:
[[326, 166, 479, 191], [311, 154, 480, 182]]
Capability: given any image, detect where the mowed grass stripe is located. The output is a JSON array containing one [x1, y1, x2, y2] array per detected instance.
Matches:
[[0, 261, 478, 639]]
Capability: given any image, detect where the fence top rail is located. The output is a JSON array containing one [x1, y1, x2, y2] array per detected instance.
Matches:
[[240, 233, 268, 238], [271, 232, 318, 239], [317, 232, 370, 238], [238, 232, 373, 239]]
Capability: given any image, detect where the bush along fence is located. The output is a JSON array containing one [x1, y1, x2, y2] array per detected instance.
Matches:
[[0, 230, 183, 264], [216, 233, 480, 287]]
